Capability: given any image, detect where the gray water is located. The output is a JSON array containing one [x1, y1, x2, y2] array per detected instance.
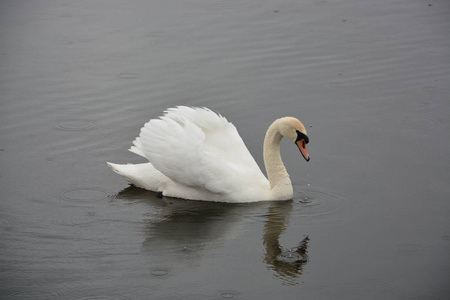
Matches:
[[1, 0, 450, 299]]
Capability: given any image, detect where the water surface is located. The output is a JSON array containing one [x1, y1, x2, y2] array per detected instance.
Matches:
[[1, 0, 450, 299]]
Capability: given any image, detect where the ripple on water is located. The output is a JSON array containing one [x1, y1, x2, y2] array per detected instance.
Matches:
[[150, 269, 170, 277], [118, 72, 140, 79], [395, 243, 422, 254], [278, 248, 308, 264], [182, 295, 214, 300], [1, 219, 13, 231], [54, 119, 97, 131], [188, 0, 256, 14], [66, 295, 132, 300], [59, 188, 109, 202], [6, 290, 67, 300], [295, 187, 349, 218]]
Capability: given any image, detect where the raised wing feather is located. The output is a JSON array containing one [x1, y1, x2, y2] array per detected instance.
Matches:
[[129, 106, 266, 194]]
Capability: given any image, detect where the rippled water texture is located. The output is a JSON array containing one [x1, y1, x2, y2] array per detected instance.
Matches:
[[1, 0, 450, 299]]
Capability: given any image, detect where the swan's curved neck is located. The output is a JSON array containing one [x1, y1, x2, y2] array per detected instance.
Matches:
[[263, 120, 293, 198]]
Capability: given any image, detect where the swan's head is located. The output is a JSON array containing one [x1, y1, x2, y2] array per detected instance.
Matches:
[[279, 117, 310, 162]]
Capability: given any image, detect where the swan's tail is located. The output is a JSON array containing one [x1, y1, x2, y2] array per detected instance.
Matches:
[[107, 162, 168, 192]]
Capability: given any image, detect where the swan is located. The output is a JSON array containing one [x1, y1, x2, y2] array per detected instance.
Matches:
[[107, 106, 310, 203]]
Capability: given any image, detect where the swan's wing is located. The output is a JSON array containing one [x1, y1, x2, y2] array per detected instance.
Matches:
[[129, 106, 266, 194]]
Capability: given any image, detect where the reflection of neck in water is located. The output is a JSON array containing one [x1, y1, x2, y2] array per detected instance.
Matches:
[[263, 201, 310, 285]]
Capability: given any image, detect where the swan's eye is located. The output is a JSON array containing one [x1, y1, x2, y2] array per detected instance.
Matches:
[[296, 130, 309, 144]]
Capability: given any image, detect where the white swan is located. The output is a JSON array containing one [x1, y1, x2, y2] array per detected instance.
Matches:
[[107, 106, 310, 203]]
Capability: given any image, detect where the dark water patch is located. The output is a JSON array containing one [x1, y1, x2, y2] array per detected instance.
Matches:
[[54, 119, 97, 131]]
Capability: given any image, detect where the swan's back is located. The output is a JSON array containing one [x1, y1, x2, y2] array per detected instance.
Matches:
[[128, 106, 268, 200]]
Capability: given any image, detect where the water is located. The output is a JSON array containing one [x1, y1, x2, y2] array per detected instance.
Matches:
[[1, 0, 450, 298]]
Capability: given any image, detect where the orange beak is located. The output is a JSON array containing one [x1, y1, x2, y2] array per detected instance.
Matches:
[[296, 139, 310, 162]]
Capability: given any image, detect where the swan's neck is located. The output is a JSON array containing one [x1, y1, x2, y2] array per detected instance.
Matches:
[[263, 120, 293, 199]]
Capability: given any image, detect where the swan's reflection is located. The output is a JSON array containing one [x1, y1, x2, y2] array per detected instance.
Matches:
[[263, 202, 309, 284], [115, 186, 309, 285]]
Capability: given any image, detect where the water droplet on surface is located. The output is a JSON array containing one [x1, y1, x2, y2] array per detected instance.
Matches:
[[221, 292, 236, 298], [151, 270, 169, 276]]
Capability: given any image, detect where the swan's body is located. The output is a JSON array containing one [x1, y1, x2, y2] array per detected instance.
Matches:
[[107, 106, 310, 203]]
